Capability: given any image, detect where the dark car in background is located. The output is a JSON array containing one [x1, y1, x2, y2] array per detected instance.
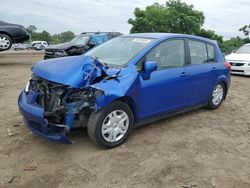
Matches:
[[0, 20, 30, 51], [44, 32, 122, 59]]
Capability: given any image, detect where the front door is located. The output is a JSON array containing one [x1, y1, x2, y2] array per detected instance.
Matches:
[[138, 39, 189, 120]]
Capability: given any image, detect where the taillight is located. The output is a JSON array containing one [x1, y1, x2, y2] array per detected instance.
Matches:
[[224, 62, 231, 71]]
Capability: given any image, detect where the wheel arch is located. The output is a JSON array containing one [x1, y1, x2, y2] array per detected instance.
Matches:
[[116, 96, 138, 123], [0, 31, 13, 42], [214, 76, 229, 100], [220, 81, 228, 99]]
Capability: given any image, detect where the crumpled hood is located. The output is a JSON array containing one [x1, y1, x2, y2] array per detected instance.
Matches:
[[32, 55, 116, 88], [46, 42, 83, 50], [225, 53, 250, 62]]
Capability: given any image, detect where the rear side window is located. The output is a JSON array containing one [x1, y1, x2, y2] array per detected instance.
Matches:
[[188, 40, 216, 64], [207, 44, 215, 62], [146, 39, 185, 69], [189, 40, 207, 64]]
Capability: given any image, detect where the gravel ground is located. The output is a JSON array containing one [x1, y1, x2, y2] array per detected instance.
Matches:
[[0, 51, 249, 188]]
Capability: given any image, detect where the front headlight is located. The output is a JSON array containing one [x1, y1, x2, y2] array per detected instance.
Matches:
[[24, 80, 30, 93]]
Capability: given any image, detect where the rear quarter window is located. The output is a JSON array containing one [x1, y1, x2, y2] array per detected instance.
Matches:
[[188, 40, 216, 64], [189, 40, 207, 64], [207, 44, 216, 62]]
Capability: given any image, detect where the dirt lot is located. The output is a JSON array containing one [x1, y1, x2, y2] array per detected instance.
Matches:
[[0, 51, 249, 188]]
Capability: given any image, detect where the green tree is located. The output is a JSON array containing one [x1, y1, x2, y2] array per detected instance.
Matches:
[[26, 25, 37, 34], [239, 25, 250, 36], [60, 31, 75, 42], [26, 25, 75, 44], [128, 0, 205, 34], [197, 29, 223, 46], [221, 37, 250, 53], [52, 31, 75, 43], [37, 31, 53, 42]]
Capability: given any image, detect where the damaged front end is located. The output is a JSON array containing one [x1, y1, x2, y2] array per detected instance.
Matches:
[[19, 74, 105, 144], [18, 55, 138, 144]]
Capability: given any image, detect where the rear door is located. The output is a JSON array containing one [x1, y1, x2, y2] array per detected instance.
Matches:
[[138, 39, 190, 120], [186, 39, 219, 105]]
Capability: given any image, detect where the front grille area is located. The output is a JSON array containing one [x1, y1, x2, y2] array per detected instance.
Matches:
[[44, 49, 66, 59], [229, 62, 245, 66], [30, 76, 66, 109], [29, 76, 68, 124]]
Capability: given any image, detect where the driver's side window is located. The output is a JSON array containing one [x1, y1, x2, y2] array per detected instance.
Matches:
[[145, 39, 185, 69]]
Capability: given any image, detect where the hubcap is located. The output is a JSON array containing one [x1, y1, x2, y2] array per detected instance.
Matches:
[[212, 84, 224, 106], [0, 36, 11, 49], [101, 110, 129, 143]]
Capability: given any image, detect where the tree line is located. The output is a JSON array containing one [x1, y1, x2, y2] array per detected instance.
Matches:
[[128, 0, 250, 53], [26, 0, 250, 53], [26, 25, 75, 44]]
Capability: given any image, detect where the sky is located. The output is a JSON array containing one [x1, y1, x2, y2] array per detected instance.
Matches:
[[0, 0, 249, 39]]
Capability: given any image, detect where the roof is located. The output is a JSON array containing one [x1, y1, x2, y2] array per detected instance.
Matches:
[[122, 33, 216, 44], [81, 32, 122, 35]]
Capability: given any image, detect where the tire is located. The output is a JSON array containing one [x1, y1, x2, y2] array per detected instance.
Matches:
[[87, 101, 134, 148], [207, 83, 225, 110], [0, 34, 12, 51]]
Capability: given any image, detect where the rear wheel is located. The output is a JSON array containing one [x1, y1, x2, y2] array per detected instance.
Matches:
[[0, 34, 12, 51], [207, 83, 225, 110], [87, 101, 134, 148]]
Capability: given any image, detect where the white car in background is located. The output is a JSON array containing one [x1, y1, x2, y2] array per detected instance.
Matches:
[[31, 41, 48, 50], [225, 43, 250, 76]]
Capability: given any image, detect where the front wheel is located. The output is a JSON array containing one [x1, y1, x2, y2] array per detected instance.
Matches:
[[207, 83, 225, 110], [87, 101, 134, 148], [0, 34, 12, 51]]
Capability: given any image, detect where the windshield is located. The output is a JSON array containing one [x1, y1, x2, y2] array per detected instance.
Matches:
[[71, 35, 90, 45], [85, 37, 155, 66], [235, 45, 250, 54]]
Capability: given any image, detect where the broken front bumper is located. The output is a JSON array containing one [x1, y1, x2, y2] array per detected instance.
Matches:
[[18, 90, 72, 144]]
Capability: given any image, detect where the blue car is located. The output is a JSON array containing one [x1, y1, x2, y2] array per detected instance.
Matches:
[[18, 33, 231, 148]]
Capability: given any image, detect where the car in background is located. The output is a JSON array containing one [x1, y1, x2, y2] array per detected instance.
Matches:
[[44, 32, 122, 59], [0, 20, 30, 51], [225, 43, 250, 76], [31, 41, 48, 50], [18, 33, 231, 148], [14, 43, 32, 50]]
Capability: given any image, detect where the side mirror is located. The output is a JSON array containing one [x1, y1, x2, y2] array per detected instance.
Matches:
[[142, 61, 158, 80]]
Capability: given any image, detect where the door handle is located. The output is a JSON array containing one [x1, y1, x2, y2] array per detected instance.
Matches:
[[180, 72, 188, 77]]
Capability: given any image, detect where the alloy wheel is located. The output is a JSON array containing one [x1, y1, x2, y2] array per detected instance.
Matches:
[[0, 36, 11, 50], [212, 84, 224, 106], [101, 110, 129, 142]]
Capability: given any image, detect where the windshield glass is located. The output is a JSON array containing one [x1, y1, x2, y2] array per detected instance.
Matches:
[[235, 45, 250, 54], [85, 37, 155, 66], [71, 35, 90, 45]]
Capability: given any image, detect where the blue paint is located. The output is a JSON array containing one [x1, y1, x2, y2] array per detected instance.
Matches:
[[18, 33, 231, 144], [18, 91, 71, 143]]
